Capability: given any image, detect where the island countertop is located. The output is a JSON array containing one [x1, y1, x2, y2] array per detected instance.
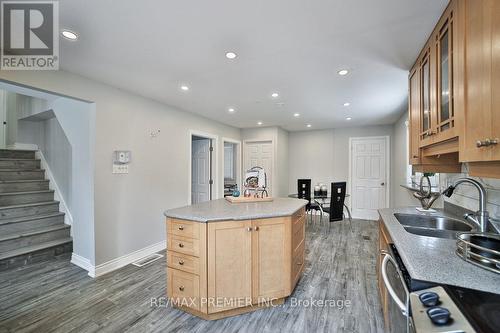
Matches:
[[164, 197, 308, 222]]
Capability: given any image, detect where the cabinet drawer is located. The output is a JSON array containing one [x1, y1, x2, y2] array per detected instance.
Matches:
[[167, 251, 200, 275], [292, 207, 306, 223], [292, 217, 305, 252], [168, 234, 200, 257], [292, 239, 305, 285], [167, 268, 200, 311], [168, 219, 199, 239]]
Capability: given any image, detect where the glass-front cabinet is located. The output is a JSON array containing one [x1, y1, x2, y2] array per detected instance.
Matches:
[[436, 10, 455, 137], [416, 2, 458, 148], [419, 48, 432, 143]]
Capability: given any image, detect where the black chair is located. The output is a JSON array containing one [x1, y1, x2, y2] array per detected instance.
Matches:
[[297, 179, 319, 222], [320, 182, 351, 230]]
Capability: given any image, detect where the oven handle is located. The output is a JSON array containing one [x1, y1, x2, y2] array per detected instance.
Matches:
[[381, 252, 408, 316]]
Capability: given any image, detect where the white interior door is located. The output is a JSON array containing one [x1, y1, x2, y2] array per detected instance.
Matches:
[[244, 141, 273, 196], [192, 138, 211, 204], [350, 137, 389, 220]]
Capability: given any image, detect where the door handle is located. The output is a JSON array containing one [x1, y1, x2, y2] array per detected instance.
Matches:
[[247, 227, 253, 232], [381, 253, 408, 316], [381, 182, 385, 186]]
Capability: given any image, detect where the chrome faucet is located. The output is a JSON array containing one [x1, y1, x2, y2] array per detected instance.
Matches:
[[442, 178, 489, 232]]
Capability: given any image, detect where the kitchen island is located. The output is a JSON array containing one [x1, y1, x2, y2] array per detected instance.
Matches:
[[164, 198, 307, 320]]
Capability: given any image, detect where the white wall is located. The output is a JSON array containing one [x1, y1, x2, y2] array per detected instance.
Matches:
[[392, 113, 418, 207], [0, 70, 240, 268], [288, 124, 395, 207]]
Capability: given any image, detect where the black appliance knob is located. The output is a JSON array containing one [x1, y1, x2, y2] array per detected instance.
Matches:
[[426, 307, 451, 326], [419, 291, 440, 307]]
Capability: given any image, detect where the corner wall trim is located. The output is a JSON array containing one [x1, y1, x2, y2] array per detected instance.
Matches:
[[71, 253, 95, 277], [76, 241, 167, 278]]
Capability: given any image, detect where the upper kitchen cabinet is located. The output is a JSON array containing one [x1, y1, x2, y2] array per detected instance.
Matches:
[[409, 65, 421, 165], [419, 0, 462, 149], [461, 0, 500, 163]]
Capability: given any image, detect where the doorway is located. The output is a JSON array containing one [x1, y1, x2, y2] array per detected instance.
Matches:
[[222, 138, 241, 197], [349, 136, 390, 220], [190, 131, 218, 205], [243, 140, 273, 196]]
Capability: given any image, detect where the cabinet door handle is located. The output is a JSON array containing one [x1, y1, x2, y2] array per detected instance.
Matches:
[[178, 260, 185, 265], [179, 286, 185, 292], [254, 226, 259, 231], [178, 243, 184, 248], [476, 138, 499, 148], [178, 226, 184, 231], [247, 227, 253, 232], [412, 155, 419, 158]]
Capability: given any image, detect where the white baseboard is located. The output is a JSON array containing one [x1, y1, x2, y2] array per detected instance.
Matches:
[[74, 241, 167, 278], [36, 150, 74, 229]]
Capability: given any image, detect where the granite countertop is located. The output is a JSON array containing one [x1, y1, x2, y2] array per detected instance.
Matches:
[[164, 198, 308, 223], [379, 207, 500, 294]]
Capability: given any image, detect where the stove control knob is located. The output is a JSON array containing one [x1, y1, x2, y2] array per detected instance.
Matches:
[[427, 307, 451, 326], [419, 292, 440, 307]]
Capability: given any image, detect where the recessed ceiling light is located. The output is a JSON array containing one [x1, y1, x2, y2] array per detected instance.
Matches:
[[180, 85, 189, 91], [343, 102, 350, 107], [61, 29, 78, 40], [346, 117, 352, 121], [293, 113, 300, 117], [271, 92, 279, 98], [257, 121, 263, 126], [228, 108, 235, 113], [306, 124, 312, 128], [225, 52, 237, 59], [338, 69, 349, 76]]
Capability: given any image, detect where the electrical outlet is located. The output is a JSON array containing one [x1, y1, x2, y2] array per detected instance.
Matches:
[[113, 164, 129, 174]]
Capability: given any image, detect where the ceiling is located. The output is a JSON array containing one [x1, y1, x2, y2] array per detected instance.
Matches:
[[59, 0, 449, 131]]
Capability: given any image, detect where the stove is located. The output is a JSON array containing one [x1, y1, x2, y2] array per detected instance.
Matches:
[[446, 285, 500, 333], [410, 285, 500, 333]]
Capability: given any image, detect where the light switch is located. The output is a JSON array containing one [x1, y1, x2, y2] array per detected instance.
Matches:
[[113, 164, 129, 174]]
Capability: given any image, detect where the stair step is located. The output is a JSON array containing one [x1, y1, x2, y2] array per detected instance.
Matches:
[[0, 212, 65, 234], [0, 169, 45, 181], [0, 150, 36, 160], [0, 237, 72, 262], [0, 201, 60, 220], [0, 158, 40, 169], [0, 180, 50, 193], [0, 190, 54, 206], [0, 224, 71, 253]]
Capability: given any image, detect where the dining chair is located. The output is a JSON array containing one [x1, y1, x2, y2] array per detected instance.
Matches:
[[320, 182, 352, 231], [297, 179, 320, 223]]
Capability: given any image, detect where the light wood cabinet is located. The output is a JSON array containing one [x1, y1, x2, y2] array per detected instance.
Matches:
[[461, 0, 500, 163], [407, 0, 500, 177], [166, 208, 305, 320], [208, 220, 253, 314], [252, 217, 291, 302], [409, 66, 421, 164], [377, 220, 393, 329]]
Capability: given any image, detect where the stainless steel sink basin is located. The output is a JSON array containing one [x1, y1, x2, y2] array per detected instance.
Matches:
[[394, 213, 475, 239]]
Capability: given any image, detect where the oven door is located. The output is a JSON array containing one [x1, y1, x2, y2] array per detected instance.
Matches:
[[381, 250, 413, 333]]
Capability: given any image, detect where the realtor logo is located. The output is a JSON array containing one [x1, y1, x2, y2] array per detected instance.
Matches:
[[1, 1, 59, 70]]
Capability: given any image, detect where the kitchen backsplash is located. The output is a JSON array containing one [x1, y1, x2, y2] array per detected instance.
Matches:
[[439, 169, 500, 223]]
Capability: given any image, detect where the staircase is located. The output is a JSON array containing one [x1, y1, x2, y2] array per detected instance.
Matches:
[[0, 149, 72, 271]]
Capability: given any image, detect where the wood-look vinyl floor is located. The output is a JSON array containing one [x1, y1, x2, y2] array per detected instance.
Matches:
[[0, 218, 385, 333]]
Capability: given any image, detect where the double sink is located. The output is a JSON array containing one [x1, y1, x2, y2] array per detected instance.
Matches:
[[394, 213, 475, 240]]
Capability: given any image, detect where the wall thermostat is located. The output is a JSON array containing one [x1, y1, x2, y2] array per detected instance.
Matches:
[[114, 151, 131, 165]]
